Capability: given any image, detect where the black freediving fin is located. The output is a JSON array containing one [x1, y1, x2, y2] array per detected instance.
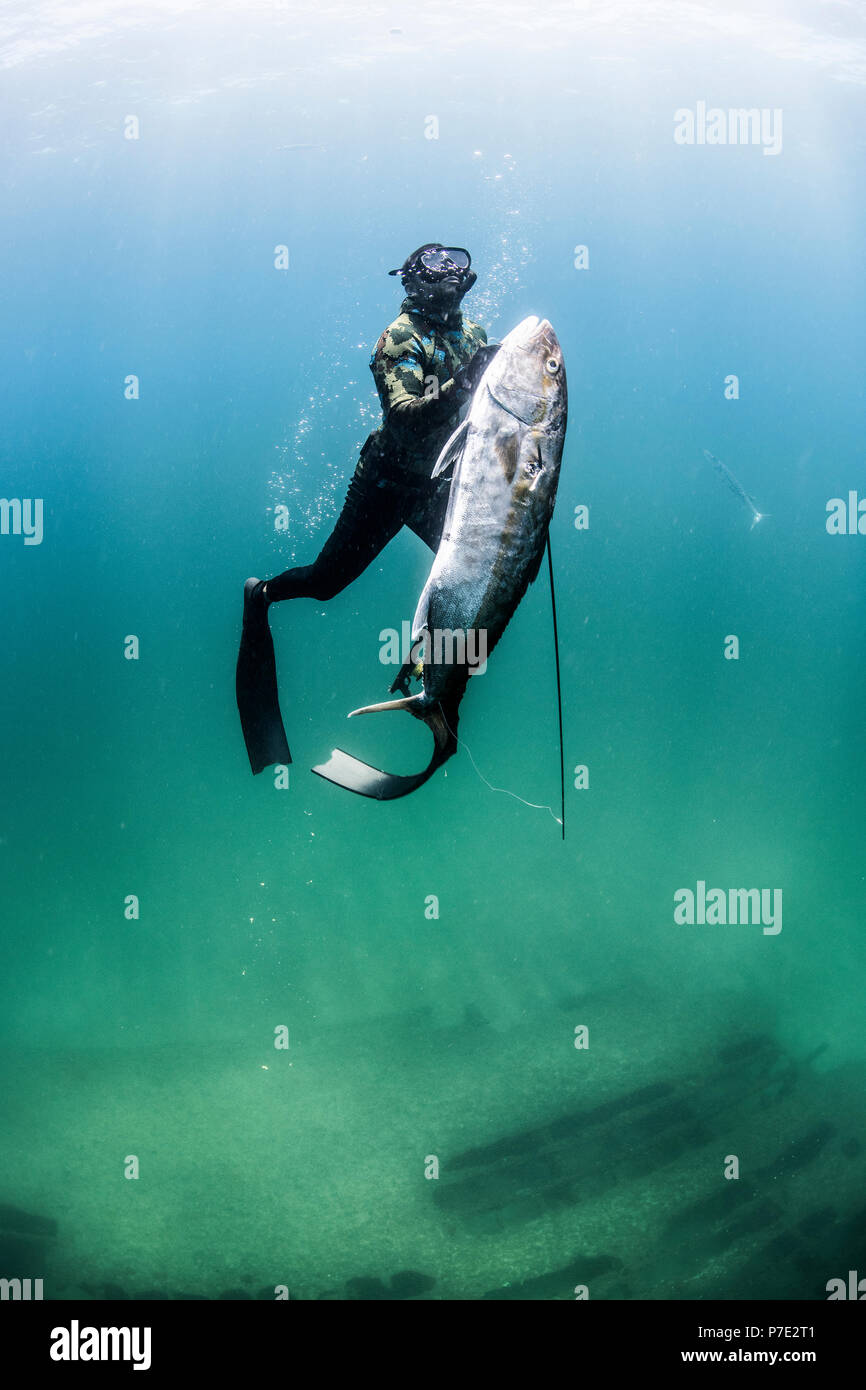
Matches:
[[236, 578, 292, 774], [312, 696, 457, 800], [311, 747, 444, 800]]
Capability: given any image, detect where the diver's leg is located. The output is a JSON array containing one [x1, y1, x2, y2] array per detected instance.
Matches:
[[404, 473, 452, 552], [385, 477, 453, 697], [265, 451, 405, 603]]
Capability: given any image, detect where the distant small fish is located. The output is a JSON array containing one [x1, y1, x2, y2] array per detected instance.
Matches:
[[703, 449, 768, 530]]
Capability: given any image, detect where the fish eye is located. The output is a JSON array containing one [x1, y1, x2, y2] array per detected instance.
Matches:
[[546, 357, 559, 373]]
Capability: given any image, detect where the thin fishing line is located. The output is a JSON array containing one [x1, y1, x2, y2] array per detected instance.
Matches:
[[441, 712, 562, 827], [546, 536, 566, 841]]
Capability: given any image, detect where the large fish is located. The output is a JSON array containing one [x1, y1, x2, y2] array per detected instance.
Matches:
[[313, 315, 568, 800]]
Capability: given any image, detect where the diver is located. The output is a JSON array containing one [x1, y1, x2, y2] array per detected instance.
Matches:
[[236, 243, 500, 772]]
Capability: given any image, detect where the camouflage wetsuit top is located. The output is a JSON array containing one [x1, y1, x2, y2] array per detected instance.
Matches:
[[368, 297, 488, 475]]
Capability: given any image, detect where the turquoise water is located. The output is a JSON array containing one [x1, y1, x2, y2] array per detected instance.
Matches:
[[2, 1, 864, 1300]]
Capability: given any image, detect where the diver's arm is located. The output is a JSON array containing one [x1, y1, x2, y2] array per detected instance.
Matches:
[[376, 339, 470, 436]]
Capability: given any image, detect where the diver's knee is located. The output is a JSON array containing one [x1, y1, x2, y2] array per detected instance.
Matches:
[[265, 561, 346, 603], [308, 576, 343, 601]]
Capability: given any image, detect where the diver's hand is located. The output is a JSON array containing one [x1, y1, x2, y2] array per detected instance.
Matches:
[[452, 343, 501, 395]]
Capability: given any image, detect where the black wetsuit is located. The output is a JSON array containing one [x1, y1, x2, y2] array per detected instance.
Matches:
[[264, 298, 488, 602]]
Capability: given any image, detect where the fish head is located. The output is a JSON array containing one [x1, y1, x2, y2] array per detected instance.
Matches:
[[480, 315, 567, 434]]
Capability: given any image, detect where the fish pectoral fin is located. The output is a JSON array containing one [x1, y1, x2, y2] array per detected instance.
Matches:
[[431, 418, 470, 478]]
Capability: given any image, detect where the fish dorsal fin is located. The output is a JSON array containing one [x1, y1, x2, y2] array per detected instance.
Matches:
[[431, 418, 470, 479]]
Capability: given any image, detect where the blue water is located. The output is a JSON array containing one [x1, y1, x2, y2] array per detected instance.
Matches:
[[1, 0, 864, 1300]]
